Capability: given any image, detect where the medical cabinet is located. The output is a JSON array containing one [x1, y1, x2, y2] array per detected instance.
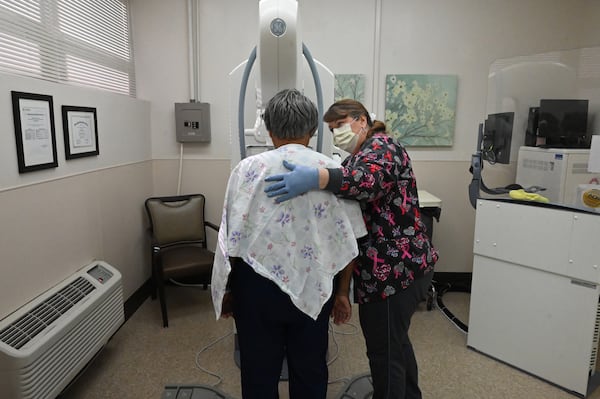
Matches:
[[468, 199, 600, 397]]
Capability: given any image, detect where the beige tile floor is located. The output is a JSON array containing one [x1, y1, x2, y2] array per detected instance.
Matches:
[[60, 287, 600, 399]]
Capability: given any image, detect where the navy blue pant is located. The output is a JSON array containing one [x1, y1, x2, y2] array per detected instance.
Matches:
[[358, 272, 433, 399], [230, 260, 334, 399]]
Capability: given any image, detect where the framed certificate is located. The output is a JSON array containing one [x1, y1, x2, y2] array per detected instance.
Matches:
[[62, 105, 99, 159], [11, 91, 58, 173]]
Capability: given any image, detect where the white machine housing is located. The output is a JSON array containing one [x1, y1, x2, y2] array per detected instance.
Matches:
[[468, 199, 600, 397], [515, 146, 600, 205], [258, 0, 301, 106], [228, 0, 334, 168]]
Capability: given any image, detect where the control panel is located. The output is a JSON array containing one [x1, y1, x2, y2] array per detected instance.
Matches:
[[87, 263, 114, 284]]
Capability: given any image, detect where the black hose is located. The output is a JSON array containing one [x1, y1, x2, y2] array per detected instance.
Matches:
[[433, 281, 470, 333]]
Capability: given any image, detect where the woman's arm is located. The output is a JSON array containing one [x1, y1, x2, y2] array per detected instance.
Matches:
[[264, 136, 399, 202], [331, 258, 356, 325], [318, 167, 330, 189]]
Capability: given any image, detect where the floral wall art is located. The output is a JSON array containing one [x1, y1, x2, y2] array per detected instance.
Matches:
[[385, 74, 458, 146], [334, 74, 365, 102]]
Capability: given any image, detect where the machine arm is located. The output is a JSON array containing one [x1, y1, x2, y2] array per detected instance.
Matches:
[[469, 123, 531, 208]]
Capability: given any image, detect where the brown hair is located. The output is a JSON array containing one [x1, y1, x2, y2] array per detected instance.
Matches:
[[323, 99, 386, 138]]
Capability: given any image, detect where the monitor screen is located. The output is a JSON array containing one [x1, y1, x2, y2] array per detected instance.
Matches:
[[482, 112, 514, 164], [537, 99, 589, 148]]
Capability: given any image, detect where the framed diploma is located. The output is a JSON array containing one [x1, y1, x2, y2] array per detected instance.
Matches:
[[11, 91, 58, 173], [62, 105, 99, 159]]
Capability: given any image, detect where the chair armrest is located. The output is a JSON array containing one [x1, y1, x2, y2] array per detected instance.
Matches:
[[205, 221, 219, 232], [146, 228, 165, 255]]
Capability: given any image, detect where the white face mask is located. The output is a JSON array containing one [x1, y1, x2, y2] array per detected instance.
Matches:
[[333, 123, 358, 152]]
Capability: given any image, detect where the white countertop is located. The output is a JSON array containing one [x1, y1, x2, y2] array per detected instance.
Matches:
[[418, 190, 442, 208]]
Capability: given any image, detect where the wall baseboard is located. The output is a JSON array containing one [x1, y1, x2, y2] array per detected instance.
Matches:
[[124, 278, 152, 321], [432, 272, 472, 292], [123, 273, 473, 322]]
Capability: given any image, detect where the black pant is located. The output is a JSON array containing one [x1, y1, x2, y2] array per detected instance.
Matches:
[[358, 272, 433, 399], [230, 260, 334, 399]]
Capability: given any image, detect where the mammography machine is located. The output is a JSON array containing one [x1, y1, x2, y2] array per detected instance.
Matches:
[[228, 0, 334, 168], [174, 3, 337, 396], [228, 0, 338, 384], [226, 2, 384, 398]]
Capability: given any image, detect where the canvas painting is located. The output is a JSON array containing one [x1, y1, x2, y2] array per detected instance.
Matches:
[[385, 74, 457, 146], [335, 74, 365, 102]]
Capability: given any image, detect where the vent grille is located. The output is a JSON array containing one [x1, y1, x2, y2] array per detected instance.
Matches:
[[590, 297, 600, 375], [0, 277, 95, 350], [18, 287, 123, 399], [571, 163, 590, 175], [522, 158, 551, 172]]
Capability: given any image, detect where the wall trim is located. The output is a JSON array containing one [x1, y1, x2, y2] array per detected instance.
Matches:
[[432, 272, 472, 292], [0, 159, 152, 194], [124, 278, 152, 321], [152, 156, 231, 161]]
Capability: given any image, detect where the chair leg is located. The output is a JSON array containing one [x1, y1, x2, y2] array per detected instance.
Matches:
[[150, 277, 157, 300], [150, 254, 158, 300], [156, 276, 169, 328]]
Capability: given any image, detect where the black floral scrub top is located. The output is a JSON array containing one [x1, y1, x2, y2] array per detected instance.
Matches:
[[330, 132, 439, 304]]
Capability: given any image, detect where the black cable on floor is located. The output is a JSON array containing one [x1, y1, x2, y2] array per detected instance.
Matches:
[[433, 281, 470, 334]]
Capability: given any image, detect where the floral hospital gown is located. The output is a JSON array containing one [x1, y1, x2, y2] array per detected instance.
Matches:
[[211, 144, 367, 320]]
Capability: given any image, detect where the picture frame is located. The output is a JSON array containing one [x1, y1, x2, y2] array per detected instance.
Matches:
[[334, 74, 366, 102], [11, 91, 58, 173], [62, 106, 99, 159], [385, 74, 458, 147]]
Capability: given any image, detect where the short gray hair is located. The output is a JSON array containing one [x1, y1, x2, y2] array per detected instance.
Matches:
[[262, 89, 318, 140]]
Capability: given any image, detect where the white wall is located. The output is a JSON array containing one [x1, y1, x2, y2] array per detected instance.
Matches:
[[0, 75, 151, 189], [132, 0, 600, 274], [137, 0, 592, 162], [2, 1, 599, 319], [0, 75, 153, 319]]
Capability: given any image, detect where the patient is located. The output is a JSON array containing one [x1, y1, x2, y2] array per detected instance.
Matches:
[[211, 89, 366, 399]]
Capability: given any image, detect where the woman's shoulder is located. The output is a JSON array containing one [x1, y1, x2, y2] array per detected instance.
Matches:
[[364, 132, 400, 151]]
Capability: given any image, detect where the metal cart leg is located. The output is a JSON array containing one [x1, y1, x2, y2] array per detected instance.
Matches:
[[426, 282, 436, 311]]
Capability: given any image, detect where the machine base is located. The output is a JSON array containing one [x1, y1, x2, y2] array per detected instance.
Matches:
[[162, 385, 233, 399], [335, 373, 374, 399]]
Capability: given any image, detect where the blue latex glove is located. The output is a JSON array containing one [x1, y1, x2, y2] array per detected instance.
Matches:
[[264, 160, 319, 203]]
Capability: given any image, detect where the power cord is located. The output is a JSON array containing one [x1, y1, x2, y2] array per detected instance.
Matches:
[[327, 320, 359, 386], [482, 145, 496, 165], [169, 278, 209, 288], [434, 282, 469, 334], [193, 319, 361, 387], [194, 327, 235, 387]]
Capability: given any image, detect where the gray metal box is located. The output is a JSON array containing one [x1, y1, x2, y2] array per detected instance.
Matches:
[[174, 102, 211, 143]]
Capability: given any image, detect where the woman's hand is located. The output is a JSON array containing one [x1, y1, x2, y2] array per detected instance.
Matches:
[[264, 160, 319, 203], [331, 295, 352, 325], [221, 292, 234, 318]]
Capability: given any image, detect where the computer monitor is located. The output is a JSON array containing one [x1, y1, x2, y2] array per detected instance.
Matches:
[[537, 99, 589, 148], [482, 112, 514, 164]]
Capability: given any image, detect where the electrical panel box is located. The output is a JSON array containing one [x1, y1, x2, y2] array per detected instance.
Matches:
[[174, 102, 211, 143]]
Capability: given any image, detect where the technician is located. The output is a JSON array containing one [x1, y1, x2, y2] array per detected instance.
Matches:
[[264, 99, 439, 399]]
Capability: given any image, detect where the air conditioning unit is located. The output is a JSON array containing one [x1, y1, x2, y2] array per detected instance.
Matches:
[[0, 261, 124, 399]]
